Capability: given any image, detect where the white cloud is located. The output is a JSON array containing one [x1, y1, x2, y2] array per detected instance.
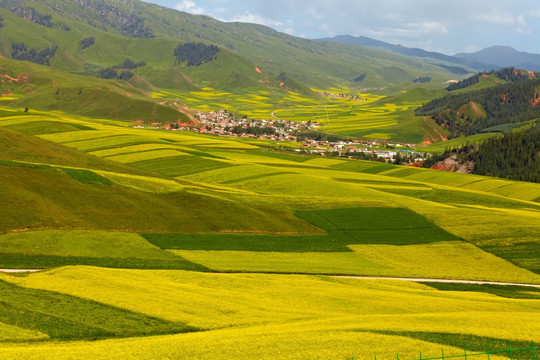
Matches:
[[283, 28, 295, 35], [174, 0, 205, 14], [227, 11, 283, 27], [475, 10, 525, 25], [360, 20, 448, 42], [416, 21, 449, 35], [320, 23, 330, 32], [460, 45, 481, 53], [530, 8, 540, 17], [516, 26, 531, 35]]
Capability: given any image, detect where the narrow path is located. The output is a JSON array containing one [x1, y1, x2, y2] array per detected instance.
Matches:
[[270, 111, 283, 121], [332, 275, 540, 288], [0, 269, 42, 273]]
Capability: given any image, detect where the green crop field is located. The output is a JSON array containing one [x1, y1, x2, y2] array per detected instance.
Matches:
[[0, 101, 538, 359], [0, 267, 537, 359]]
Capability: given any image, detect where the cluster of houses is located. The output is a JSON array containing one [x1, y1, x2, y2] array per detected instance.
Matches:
[[321, 91, 365, 101], [299, 139, 426, 162], [189, 109, 318, 142], [160, 109, 429, 164]]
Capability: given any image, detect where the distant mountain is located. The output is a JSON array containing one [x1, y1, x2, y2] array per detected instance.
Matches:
[[456, 46, 540, 72], [318, 35, 492, 73]]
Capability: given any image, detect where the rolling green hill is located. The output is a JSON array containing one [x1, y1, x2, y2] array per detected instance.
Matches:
[[1, 0, 505, 150], [0, 105, 538, 359], [0, 58, 191, 124], [0, 0, 467, 93], [0, 0, 474, 143]]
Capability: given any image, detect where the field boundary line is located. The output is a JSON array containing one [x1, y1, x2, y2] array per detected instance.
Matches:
[[332, 275, 540, 288], [373, 341, 539, 360]]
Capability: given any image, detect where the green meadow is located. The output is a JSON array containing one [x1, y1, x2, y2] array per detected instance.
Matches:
[[0, 106, 538, 359]]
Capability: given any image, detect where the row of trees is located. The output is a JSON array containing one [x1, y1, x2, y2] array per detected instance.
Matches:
[[79, 36, 95, 49], [97, 68, 134, 80], [112, 58, 146, 70], [228, 125, 276, 136], [96, 58, 146, 81], [293, 129, 350, 143], [11, 42, 58, 66], [422, 125, 540, 183], [416, 79, 540, 137], [174, 42, 219, 66], [413, 76, 431, 83], [353, 74, 366, 83]]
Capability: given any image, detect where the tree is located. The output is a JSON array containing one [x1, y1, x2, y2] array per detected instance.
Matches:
[[394, 152, 403, 165], [173, 42, 219, 66], [11, 42, 58, 66], [79, 37, 95, 50]]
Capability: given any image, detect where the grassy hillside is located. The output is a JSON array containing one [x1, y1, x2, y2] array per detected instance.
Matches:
[[0, 58, 191, 123], [1, 107, 538, 276], [0, 0, 475, 144], [0, 0, 459, 91], [0, 103, 538, 358], [417, 78, 540, 137]]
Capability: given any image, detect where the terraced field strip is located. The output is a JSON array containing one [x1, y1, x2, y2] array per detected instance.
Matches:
[[106, 149, 189, 164], [89, 143, 184, 157]]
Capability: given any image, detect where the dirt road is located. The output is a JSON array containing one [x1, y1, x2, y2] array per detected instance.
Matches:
[[0, 269, 42, 273], [332, 275, 540, 288], [0, 268, 538, 288]]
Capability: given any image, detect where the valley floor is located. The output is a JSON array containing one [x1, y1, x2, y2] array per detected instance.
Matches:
[[0, 108, 538, 359]]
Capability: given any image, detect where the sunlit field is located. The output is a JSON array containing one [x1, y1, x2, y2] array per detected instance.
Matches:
[[0, 107, 539, 360], [0, 267, 538, 359], [152, 87, 426, 140]]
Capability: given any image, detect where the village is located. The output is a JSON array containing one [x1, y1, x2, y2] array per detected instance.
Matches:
[[160, 109, 430, 164]]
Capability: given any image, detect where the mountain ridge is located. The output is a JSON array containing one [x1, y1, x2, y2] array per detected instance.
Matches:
[[456, 45, 540, 72], [320, 34, 540, 73], [317, 34, 494, 72]]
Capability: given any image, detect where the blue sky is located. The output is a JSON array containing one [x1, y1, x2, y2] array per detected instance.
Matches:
[[143, 0, 540, 55]]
